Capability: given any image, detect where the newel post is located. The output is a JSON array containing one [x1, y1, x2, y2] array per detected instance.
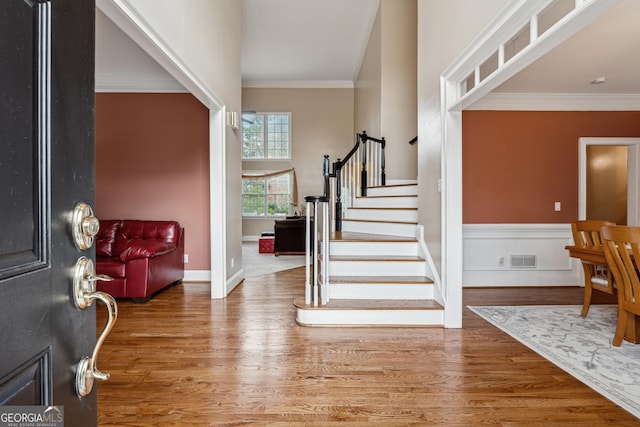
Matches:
[[381, 137, 386, 186], [334, 158, 343, 231], [360, 131, 368, 196]]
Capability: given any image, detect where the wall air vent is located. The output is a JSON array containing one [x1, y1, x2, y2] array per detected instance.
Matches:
[[510, 254, 537, 268]]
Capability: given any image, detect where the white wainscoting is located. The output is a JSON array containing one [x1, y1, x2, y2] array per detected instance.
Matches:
[[463, 224, 580, 287]]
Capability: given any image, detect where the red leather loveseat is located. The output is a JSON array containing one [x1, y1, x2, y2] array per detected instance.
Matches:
[[95, 220, 185, 303]]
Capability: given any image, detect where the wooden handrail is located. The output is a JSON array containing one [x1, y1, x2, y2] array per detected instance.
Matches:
[[322, 131, 386, 231]]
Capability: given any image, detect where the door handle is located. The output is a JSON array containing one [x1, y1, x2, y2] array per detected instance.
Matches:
[[72, 256, 118, 397]]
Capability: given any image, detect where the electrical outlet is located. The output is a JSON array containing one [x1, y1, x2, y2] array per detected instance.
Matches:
[[498, 256, 505, 267], [231, 257, 235, 268], [554, 201, 561, 211], [183, 254, 189, 263]]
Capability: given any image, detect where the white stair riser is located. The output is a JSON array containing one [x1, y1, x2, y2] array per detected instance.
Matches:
[[329, 283, 434, 300], [367, 185, 417, 197], [347, 208, 417, 222], [296, 308, 444, 326], [353, 196, 417, 209], [341, 220, 417, 237], [327, 241, 418, 256], [327, 260, 425, 276]]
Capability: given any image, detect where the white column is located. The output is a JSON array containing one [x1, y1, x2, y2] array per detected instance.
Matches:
[[305, 201, 312, 305]]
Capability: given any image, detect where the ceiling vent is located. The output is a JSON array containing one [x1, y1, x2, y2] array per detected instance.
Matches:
[[510, 254, 537, 268]]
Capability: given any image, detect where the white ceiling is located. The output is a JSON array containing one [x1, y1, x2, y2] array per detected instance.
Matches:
[[241, 0, 379, 85], [96, 0, 380, 90], [96, 0, 640, 95]]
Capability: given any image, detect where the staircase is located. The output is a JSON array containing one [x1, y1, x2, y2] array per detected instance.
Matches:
[[294, 182, 444, 326]]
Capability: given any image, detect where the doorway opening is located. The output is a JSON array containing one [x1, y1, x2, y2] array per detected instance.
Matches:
[[97, 1, 229, 298], [579, 137, 640, 226]]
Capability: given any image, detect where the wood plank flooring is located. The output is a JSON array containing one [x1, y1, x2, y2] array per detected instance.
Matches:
[[97, 268, 638, 426]]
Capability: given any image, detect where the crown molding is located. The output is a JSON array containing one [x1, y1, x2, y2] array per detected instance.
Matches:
[[467, 92, 640, 111], [95, 75, 187, 93], [242, 80, 354, 89]]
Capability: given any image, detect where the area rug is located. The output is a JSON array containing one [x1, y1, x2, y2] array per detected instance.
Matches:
[[242, 242, 304, 278], [468, 305, 640, 418]]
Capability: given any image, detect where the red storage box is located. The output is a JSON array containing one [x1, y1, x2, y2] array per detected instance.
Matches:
[[258, 237, 274, 254]]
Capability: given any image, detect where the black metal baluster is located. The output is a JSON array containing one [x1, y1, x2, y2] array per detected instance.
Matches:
[[360, 131, 368, 197]]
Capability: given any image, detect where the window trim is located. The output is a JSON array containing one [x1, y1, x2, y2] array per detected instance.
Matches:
[[241, 112, 292, 160], [241, 171, 292, 218]]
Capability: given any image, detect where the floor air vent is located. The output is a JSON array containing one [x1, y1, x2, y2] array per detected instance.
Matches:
[[510, 254, 536, 268]]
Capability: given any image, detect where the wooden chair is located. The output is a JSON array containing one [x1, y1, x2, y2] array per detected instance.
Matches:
[[571, 220, 616, 316], [601, 225, 640, 346]]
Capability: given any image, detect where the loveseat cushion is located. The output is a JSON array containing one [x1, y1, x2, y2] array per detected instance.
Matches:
[[96, 220, 122, 257], [97, 257, 126, 278], [120, 240, 177, 262], [112, 220, 181, 255]]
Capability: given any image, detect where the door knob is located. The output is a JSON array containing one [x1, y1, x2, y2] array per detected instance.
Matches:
[[72, 256, 118, 397], [72, 202, 100, 250]]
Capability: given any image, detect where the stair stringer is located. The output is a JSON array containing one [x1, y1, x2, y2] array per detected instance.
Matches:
[[415, 224, 444, 307]]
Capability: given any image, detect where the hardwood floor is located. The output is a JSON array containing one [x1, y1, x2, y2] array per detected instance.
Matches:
[[97, 268, 637, 426]]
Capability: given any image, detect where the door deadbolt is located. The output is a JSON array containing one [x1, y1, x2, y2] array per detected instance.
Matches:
[[72, 202, 100, 250]]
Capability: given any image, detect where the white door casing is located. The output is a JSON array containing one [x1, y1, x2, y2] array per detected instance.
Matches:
[[579, 137, 640, 226], [96, 0, 229, 298]]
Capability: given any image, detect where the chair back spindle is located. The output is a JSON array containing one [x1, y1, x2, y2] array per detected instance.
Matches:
[[601, 225, 640, 346], [571, 220, 615, 316]]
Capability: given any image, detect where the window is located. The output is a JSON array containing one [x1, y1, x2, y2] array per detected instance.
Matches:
[[242, 112, 291, 159], [242, 173, 291, 217]]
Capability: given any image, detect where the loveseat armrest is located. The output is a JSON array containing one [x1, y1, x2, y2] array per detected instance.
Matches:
[[120, 240, 177, 262]]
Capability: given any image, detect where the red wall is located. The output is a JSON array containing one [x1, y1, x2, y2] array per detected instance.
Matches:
[[462, 111, 640, 223], [95, 93, 210, 270]]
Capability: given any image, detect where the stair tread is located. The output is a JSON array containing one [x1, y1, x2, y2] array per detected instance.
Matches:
[[356, 194, 417, 199], [294, 298, 442, 310], [328, 255, 424, 262], [342, 218, 418, 225], [331, 275, 433, 284], [329, 232, 417, 242], [368, 183, 417, 189], [349, 207, 417, 211]]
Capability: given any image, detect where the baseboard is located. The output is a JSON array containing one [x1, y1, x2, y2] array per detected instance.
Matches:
[[183, 269, 245, 296], [463, 270, 580, 287], [243, 235, 259, 242], [227, 268, 244, 294], [183, 270, 211, 282]]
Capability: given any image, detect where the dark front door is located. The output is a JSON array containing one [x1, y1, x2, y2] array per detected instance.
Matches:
[[1, 1, 101, 425]]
